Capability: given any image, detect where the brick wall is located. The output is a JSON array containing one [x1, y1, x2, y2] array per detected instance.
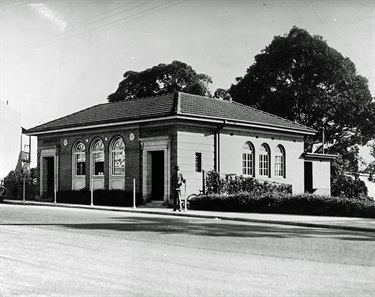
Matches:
[[37, 126, 142, 194]]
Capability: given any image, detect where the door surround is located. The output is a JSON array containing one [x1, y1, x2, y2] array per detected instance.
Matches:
[[39, 148, 58, 199], [140, 136, 170, 205]]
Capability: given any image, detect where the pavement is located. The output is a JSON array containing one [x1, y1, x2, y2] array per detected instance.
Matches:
[[2, 199, 375, 233]]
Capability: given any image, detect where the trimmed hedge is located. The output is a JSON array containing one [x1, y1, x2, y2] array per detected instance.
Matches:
[[57, 189, 143, 206], [188, 192, 375, 218]]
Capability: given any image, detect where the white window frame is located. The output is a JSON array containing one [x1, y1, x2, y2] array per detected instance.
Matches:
[[242, 142, 255, 177], [110, 137, 125, 176], [73, 141, 86, 176], [274, 145, 285, 178], [91, 138, 105, 176], [259, 144, 270, 177]]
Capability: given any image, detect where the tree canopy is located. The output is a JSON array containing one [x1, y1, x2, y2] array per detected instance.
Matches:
[[229, 27, 375, 166], [369, 141, 375, 159], [108, 60, 212, 102]]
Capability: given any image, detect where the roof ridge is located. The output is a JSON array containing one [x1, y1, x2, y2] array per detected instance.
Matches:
[[106, 92, 175, 104]]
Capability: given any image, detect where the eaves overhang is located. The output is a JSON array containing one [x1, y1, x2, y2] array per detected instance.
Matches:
[[25, 113, 316, 137], [24, 115, 178, 136], [302, 152, 339, 161], [177, 113, 316, 136]]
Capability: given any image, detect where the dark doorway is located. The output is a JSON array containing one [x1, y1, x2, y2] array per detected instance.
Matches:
[[304, 161, 313, 193], [151, 151, 164, 200], [45, 157, 55, 197]]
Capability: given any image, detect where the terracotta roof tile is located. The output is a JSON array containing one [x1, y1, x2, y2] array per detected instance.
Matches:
[[26, 92, 315, 134], [177, 92, 315, 132], [27, 93, 176, 133]]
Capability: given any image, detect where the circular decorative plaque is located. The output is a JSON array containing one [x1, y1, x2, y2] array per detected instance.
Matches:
[[129, 133, 135, 141], [63, 139, 68, 146]]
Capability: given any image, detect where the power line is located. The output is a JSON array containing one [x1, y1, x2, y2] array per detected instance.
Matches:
[[69, 0, 139, 27], [4, 0, 183, 56], [4, 0, 154, 52], [335, 0, 370, 33], [336, 1, 374, 39], [59, 0, 175, 42], [62, 0, 154, 34], [60, 0, 180, 42], [302, 0, 374, 80]]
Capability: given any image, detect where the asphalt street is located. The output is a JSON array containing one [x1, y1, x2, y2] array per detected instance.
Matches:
[[1, 204, 374, 296]]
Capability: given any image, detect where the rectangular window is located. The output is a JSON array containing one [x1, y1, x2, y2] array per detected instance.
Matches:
[[94, 152, 104, 175], [76, 153, 86, 175], [259, 154, 269, 176], [242, 153, 253, 176], [195, 152, 202, 172], [275, 155, 284, 177], [112, 151, 125, 175]]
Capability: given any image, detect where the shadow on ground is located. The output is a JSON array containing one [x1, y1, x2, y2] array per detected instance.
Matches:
[[4, 215, 374, 242]]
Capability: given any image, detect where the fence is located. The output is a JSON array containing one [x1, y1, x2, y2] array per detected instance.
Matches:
[[3, 184, 38, 200]]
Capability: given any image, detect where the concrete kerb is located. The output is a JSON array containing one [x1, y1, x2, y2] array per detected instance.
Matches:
[[2, 199, 375, 233]]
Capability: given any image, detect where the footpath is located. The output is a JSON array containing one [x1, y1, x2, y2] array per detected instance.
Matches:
[[3, 199, 375, 233]]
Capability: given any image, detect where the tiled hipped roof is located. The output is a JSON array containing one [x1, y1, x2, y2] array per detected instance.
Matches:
[[26, 92, 315, 135], [177, 93, 314, 132]]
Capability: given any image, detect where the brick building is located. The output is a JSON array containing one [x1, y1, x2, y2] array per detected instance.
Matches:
[[25, 92, 335, 205]]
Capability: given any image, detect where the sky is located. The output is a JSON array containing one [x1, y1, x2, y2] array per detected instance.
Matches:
[[1, 0, 374, 164]]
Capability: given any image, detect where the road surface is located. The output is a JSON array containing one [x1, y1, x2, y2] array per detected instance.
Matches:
[[0, 204, 374, 296]]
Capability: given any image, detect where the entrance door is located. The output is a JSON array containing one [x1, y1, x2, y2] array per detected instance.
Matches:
[[304, 161, 313, 193], [151, 151, 164, 200], [45, 157, 55, 197]]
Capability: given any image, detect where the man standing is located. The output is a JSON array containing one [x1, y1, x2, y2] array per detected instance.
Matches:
[[172, 165, 186, 212]]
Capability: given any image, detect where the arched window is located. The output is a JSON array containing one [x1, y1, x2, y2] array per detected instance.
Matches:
[[110, 137, 125, 176], [259, 144, 270, 177], [73, 141, 86, 176], [91, 138, 104, 176], [242, 142, 255, 176], [275, 145, 286, 177]]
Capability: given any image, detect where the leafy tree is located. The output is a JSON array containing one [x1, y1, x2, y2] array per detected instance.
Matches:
[[213, 88, 232, 101], [229, 27, 375, 164], [108, 60, 212, 102], [363, 161, 375, 182], [369, 141, 375, 158], [3, 170, 21, 186], [331, 174, 368, 198]]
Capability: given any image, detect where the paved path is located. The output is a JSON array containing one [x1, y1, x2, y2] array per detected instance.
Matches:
[[3, 199, 375, 233]]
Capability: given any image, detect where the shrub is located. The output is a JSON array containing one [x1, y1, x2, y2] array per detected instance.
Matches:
[[331, 174, 368, 198], [205, 171, 292, 195], [188, 192, 375, 218]]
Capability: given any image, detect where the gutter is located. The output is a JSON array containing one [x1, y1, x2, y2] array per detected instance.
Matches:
[[25, 114, 316, 137]]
